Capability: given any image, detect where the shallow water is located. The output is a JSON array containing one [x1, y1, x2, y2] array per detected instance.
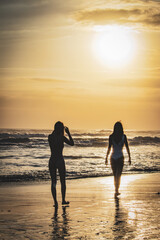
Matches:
[[0, 129, 160, 182]]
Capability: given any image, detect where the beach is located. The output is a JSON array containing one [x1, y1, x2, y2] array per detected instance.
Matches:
[[0, 173, 159, 239]]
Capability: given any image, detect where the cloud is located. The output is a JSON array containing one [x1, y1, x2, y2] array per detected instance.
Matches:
[[75, 8, 141, 23], [138, 0, 160, 2], [0, 1, 62, 31], [0, 0, 81, 67], [31, 78, 71, 83], [0, 0, 74, 19], [1, 0, 160, 31], [75, 6, 160, 29], [143, 12, 160, 25]]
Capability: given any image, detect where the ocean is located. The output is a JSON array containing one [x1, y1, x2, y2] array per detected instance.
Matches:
[[0, 129, 160, 182]]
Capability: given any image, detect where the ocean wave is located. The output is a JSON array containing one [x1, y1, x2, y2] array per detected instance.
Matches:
[[130, 167, 159, 172], [0, 132, 46, 139], [74, 136, 160, 147], [0, 134, 160, 148], [3, 162, 44, 167], [64, 155, 101, 159], [1, 169, 159, 183], [0, 172, 49, 182], [129, 136, 160, 145], [0, 137, 30, 144], [0, 171, 111, 182], [74, 138, 107, 147], [0, 155, 15, 159], [73, 132, 110, 137]]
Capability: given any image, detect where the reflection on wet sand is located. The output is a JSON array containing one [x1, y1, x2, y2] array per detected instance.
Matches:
[[113, 196, 135, 240], [50, 197, 138, 240], [52, 206, 70, 239], [48, 174, 160, 239], [0, 174, 159, 239]]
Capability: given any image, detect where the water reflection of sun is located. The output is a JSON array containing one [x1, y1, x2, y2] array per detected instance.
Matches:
[[92, 25, 137, 68]]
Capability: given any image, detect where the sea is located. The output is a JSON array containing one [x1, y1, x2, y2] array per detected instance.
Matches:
[[0, 129, 160, 182]]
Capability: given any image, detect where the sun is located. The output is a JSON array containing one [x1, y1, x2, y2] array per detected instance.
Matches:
[[92, 25, 136, 68]]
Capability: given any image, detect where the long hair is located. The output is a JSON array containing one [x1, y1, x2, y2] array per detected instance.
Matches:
[[113, 121, 124, 142], [54, 121, 64, 136]]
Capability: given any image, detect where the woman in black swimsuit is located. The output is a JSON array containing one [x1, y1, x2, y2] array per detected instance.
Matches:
[[48, 121, 74, 207]]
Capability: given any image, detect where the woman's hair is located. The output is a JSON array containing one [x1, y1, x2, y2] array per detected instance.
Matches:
[[113, 121, 124, 140], [54, 121, 64, 136]]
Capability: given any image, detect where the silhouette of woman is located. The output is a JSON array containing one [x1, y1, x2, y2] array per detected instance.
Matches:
[[105, 122, 131, 196], [48, 121, 74, 207]]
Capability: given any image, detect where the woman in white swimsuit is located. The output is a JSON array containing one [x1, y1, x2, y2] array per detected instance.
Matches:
[[105, 122, 131, 196]]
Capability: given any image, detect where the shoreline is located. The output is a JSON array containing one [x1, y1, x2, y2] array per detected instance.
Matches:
[[0, 171, 159, 186], [0, 173, 159, 239]]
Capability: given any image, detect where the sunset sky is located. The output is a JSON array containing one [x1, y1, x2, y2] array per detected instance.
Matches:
[[0, 0, 160, 130]]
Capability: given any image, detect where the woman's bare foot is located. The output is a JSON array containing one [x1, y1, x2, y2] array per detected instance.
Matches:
[[62, 201, 70, 205], [53, 201, 58, 208], [115, 190, 121, 196]]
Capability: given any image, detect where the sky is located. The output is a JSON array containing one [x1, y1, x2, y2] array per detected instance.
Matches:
[[0, 0, 160, 130]]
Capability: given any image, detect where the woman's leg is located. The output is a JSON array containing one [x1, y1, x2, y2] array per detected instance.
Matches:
[[115, 157, 124, 193], [49, 161, 58, 206], [115, 169, 119, 194], [111, 158, 117, 192], [51, 179, 58, 206], [58, 164, 69, 204], [111, 158, 124, 194]]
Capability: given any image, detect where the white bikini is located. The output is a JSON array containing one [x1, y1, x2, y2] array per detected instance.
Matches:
[[111, 135, 125, 160]]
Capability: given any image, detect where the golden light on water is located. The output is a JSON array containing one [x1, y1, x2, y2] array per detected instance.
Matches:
[[98, 175, 142, 193], [92, 25, 137, 68]]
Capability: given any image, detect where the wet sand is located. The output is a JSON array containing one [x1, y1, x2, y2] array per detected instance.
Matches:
[[0, 173, 160, 239]]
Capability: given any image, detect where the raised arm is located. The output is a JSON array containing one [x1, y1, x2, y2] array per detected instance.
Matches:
[[124, 135, 131, 165], [105, 135, 112, 165], [64, 127, 74, 146]]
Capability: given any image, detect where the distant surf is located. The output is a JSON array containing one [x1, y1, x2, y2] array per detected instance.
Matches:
[[0, 129, 159, 182]]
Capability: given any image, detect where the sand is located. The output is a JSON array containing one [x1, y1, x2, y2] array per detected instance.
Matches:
[[0, 173, 160, 240]]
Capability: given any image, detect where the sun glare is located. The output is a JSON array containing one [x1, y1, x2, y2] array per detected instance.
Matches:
[[92, 25, 136, 68]]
